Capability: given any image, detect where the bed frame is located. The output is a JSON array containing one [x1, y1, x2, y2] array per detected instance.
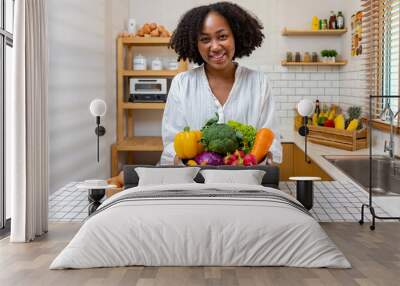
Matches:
[[123, 165, 280, 189]]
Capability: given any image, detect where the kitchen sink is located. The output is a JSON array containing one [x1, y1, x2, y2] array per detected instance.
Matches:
[[325, 155, 400, 196]]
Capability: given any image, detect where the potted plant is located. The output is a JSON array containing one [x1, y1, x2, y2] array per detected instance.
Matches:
[[328, 50, 338, 63], [320, 50, 338, 63]]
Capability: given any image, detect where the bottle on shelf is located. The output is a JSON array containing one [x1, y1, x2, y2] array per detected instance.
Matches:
[[315, 99, 321, 116], [329, 11, 337, 29], [321, 19, 328, 30], [336, 11, 345, 29], [312, 16, 319, 31]]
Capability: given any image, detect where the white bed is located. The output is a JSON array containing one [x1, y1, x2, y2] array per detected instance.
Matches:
[[50, 183, 351, 269]]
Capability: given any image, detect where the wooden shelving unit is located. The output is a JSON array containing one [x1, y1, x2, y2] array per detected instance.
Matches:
[[281, 28, 347, 36], [112, 36, 188, 176], [281, 60, 348, 66]]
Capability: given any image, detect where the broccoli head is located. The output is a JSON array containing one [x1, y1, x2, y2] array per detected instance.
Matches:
[[201, 123, 239, 154]]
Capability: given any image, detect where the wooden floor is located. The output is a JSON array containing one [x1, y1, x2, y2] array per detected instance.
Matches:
[[0, 223, 399, 286]]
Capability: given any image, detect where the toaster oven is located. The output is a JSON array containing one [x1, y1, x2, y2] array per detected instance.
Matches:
[[129, 78, 169, 102]]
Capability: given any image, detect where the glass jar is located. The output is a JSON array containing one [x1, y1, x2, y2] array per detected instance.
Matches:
[[168, 59, 179, 70], [295, 52, 301, 62], [312, 52, 318, 62], [286, 52, 293, 62], [303, 52, 311, 63], [133, 54, 147, 70], [151, 57, 163, 70]]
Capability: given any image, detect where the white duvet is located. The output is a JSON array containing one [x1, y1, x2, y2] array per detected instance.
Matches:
[[50, 183, 351, 269]]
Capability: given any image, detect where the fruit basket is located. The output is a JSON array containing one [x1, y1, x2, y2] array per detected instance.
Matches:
[[306, 125, 368, 151], [294, 104, 368, 151]]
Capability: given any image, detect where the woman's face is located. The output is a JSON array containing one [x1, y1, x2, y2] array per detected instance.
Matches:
[[197, 12, 235, 70]]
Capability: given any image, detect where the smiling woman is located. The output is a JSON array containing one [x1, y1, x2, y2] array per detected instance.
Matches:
[[162, 2, 281, 166]]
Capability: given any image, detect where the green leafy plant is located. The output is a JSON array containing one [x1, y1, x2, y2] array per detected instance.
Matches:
[[320, 50, 329, 57], [329, 50, 338, 57], [320, 49, 338, 57]]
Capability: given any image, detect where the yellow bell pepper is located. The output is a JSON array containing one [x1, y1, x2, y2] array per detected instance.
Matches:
[[174, 127, 203, 159], [346, 119, 359, 131], [334, 114, 345, 129]]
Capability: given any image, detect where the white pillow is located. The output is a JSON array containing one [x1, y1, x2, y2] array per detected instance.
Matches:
[[135, 167, 200, 186], [200, 169, 266, 185]]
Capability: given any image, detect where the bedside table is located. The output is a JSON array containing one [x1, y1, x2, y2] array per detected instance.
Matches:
[[77, 181, 117, 215], [289, 177, 321, 210]]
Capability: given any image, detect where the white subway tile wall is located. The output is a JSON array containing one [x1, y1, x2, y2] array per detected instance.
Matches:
[[257, 65, 341, 125], [253, 61, 369, 127], [339, 61, 368, 113]]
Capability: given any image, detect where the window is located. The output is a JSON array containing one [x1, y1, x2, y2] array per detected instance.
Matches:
[[382, 0, 399, 118], [363, 0, 400, 125], [0, 0, 14, 231]]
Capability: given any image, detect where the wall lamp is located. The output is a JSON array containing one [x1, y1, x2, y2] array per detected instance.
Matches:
[[89, 99, 107, 162]]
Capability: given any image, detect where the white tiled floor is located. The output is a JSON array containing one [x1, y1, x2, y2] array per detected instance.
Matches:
[[49, 181, 393, 223]]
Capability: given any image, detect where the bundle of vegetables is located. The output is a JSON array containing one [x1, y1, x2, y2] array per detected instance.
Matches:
[[173, 113, 275, 166]]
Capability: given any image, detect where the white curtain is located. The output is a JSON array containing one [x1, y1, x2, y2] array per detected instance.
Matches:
[[7, 0, 49, 242]]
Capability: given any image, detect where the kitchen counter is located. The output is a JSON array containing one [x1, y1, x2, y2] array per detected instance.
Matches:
[[280, 128, 400, 218], [280, 128, 388, 183]]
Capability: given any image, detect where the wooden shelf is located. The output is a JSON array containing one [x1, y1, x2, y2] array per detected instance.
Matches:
[[281, 28, 347, 36], [113, 34, 187, 175], [114, 137, 163, 152], [281, 60, 347, 66], [119, 36, 171, 45], [121, 69, 180, 77], [122, 102, 165, 110]]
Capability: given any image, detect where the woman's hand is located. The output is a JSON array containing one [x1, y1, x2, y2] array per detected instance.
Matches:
[[259, 152, 275, 166], [266, 152, 273, 165]]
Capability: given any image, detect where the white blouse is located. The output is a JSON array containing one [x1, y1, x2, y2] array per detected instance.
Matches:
[[160, 64, 282, 165]]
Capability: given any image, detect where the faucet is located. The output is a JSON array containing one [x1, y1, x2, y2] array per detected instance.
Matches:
[[379, 101, 395, 160]]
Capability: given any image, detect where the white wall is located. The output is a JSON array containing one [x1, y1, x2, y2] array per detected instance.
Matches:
[[48, 0, 362, 192], [48, 0, 129, 193]]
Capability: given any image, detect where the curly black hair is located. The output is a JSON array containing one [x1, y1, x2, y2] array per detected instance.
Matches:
[[170, 2, 264, 65]]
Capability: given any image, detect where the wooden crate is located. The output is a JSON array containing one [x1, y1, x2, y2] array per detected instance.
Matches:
[[307, 125, 368, 151]]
